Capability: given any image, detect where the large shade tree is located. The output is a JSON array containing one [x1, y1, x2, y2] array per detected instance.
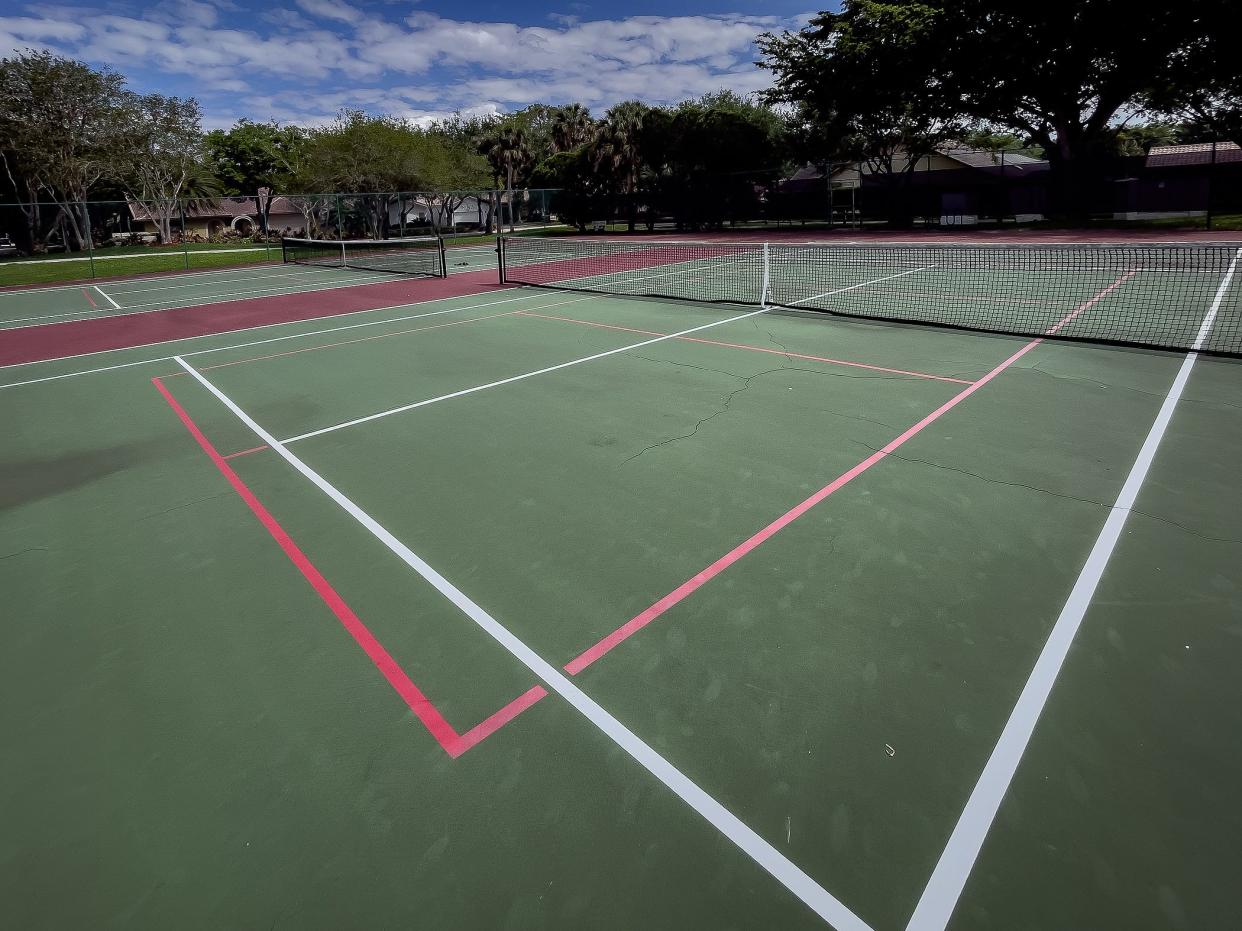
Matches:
[[204, 120, 307, 232], [760, 0, 1230, 217], [0, 51, 135, 251], [120, 93, 217, 244]]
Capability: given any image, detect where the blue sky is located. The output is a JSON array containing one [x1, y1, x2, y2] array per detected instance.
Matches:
[[1, 0, 816, 129]]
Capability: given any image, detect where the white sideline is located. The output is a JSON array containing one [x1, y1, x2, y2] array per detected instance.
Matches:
[[2, 272, 397, 328], [0, 289, 568, 389], [93, 285, 121, 310], [104, 264, 387, 298], [175, 355, 874, 931], [0, 259, 330, 295], [9, 246, 272, 265], [904, 247, 1242, 931]]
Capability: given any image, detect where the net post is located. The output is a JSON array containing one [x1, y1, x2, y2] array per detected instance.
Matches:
[[438, 234, 447, 278], [760, 242, 770, 307], [83, 200, 97, 279], [180, 201, 190, 270], [497, 235, 506, 284]]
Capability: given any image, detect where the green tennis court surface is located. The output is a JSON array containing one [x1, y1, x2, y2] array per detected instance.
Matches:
[[2, 251, 1240, 930], [0, 242, 500, 331]]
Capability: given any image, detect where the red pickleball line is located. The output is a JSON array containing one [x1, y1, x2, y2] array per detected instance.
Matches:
[[153, 374, 539, 759], [564, 270, 1138, 674]]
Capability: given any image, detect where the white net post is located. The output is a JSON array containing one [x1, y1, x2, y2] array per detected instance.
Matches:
[[760, 242, 771, 307]]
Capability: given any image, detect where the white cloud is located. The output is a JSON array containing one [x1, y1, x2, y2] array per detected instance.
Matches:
[[2, 2, 805, 128], [294, 0, 365, 26]]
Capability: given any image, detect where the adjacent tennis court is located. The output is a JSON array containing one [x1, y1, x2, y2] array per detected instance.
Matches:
[[2, 235, 1240, 931]]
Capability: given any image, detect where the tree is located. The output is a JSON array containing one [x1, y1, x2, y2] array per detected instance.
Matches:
[[1143, 3, 1242, 146], [594, 101, 650, 231], [944, 0, 1222, 209], [759, 0, 1227, 218], [531, 147, 612, 232], [420, 115, 493, 232], [475, 122, 533, 232], [204, 120, 306, 231], [642, 93, 790, 229], [1114, 122, 1181, 157], [300, 111, 432, 237], [117, 94, 217, 244], [550, 104, 595, 153], [759, 2, 964, 225], [959, 128, 1044, 158], [0, 51, 134, 251]]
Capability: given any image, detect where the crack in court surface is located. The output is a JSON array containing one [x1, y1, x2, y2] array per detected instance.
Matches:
[[862, 443, 1242, 546]]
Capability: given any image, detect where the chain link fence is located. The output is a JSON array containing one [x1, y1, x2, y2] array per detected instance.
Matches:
[[0, 189, 564, 285]]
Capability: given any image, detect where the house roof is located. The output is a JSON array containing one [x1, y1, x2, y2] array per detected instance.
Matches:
[[126, 195, 302, 221], [1145, 142, 1242, 168], [937, 148, 1044, 170], [783, 147, 1047, 189]]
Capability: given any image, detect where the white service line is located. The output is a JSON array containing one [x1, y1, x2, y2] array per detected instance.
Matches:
[[787, 266, 933, 307], [0, 289, 566, 389], [282, 265, 928, 444], [93, 285, 121, 310], [2, 272, 404, 328], [174, 355, 873, 931], [0, 259, 324, 296], [282, 303, 773, 443], [904, 246, 1242, 931], [10, 246, 273, 265], [105, 264, 385, 298]]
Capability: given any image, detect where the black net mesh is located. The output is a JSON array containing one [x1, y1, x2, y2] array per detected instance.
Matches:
[[282, 235, 446, 278], [500, 237, 1242, 356]]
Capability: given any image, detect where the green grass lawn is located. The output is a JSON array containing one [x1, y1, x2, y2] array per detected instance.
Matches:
[[0, 242, 281, 287]]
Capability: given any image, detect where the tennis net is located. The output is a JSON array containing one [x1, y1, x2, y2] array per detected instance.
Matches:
[[499, 237, 1242, 356], [282, 235, 446, 278]]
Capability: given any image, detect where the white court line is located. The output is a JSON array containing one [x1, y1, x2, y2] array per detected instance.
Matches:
[[0, 272, 405, 328], [175, 355, 874, 931], [93, 286, 121, 310], [905, 246, 1242, 931], [0, 290, 568, 389], [282, 263, 941, 445], [0, 260, 325, 296], [282, 303, 774, 443], [787, 266, 934, 307], [10, 246, 272, 265], [104, 264, 387, 298]]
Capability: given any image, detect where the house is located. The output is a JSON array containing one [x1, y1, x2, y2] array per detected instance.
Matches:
[[389, 192, 529, 232], [1106, 142, 1242, 220], [390, 194, 491, 231], [1145, 141, 1242, 168], [780, 148, 1049, 225], [124, 196, 308, 239]]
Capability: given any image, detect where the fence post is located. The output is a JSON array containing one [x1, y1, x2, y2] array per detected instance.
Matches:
[[1206, 141, 1217, 231], [83, 201, 97, 279], [180, 201, 190, 269], [335, 194, 345, 239]]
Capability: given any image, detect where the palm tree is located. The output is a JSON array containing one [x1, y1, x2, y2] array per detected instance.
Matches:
[[476, 123, 533, 232], [594, 101, 649, 231], [550, 104, 595, 153]]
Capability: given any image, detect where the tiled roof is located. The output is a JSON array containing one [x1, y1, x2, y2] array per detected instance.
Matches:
[[126, 195, 303, 221], [1145, 142, 1242, 167]]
